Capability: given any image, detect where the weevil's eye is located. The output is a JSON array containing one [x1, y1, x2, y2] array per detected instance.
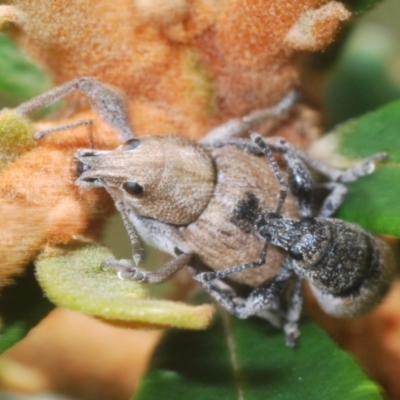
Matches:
[[121, 138, 141, 150], [123, 182, 143, 195], [288, 246, 303, 261]]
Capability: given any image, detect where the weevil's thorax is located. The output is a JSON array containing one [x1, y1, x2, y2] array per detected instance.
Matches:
[[76, 135, 216, 225]]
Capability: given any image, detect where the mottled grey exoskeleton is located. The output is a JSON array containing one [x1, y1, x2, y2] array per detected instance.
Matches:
[[14, 77, 393, 346]]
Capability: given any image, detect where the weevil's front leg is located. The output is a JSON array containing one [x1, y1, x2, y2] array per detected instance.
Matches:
[[103, 186, 191, 282], [200, 90, 299, 146], [194, 240, 269, 283], [104, 186, 143, 266], [15, 77, 134, 142], [104, 253, 192, 283]]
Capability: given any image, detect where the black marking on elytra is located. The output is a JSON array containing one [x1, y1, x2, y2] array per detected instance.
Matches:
[[231, 193, 263, 234]]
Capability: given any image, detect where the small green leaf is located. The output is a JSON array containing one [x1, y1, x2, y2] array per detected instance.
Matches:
[[310, 99, 400, 237], [35, 245, 215, 330], [134, 308, 382, 399]]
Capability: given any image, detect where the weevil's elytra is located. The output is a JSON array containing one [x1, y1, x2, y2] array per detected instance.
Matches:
[[14, 77, 393, 346]]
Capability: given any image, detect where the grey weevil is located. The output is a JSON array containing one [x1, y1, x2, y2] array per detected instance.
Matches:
[[12, 77, 392, 346]]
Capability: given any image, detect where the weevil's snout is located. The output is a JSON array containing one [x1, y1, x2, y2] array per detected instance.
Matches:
[[76, 159, 91, 176], [74, 149, 113, 187]]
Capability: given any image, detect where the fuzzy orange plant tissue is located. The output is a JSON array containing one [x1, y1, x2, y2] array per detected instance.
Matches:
[[0, 0, 350, 286]]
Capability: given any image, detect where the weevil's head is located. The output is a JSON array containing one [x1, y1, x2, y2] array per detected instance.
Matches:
[[258, 214, 331, 267], [76, 135, 216, 225]]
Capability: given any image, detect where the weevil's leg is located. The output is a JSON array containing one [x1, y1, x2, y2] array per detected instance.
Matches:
[[264, 137, 387, 183], [104, 187, 143, 266], [104, 253, 191, 283], [316, 182, 348, 218], [200, 90, 299, 146], [103, 185, 191, 282], [194, 278, 280, 327], [333, 152, 387, 182], [34, 119, 93, 140], [282, 273, 303, 347], [15, 77, 134, 142], [252, 133, 314, 218], [198, 266, 293, 319], [194, 240, 269, 283], [212, 138, 265, 154]]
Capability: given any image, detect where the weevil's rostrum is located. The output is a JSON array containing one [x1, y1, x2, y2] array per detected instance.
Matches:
[[14, 77, 394, 346]]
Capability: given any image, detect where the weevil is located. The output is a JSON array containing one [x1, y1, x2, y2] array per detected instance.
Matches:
[[13, 77, 392, 346], [194, 133, 394, 345]]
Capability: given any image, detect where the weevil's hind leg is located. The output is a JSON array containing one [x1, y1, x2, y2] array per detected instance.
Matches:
[[15, 77, 134, 142], [200, 90, 300, 146], [104, 253, 192, 283]]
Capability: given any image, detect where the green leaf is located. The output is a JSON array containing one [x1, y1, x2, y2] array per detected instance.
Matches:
[[325, 23, 400, 128], [0, 33, 51, 108], [35, 245, 215, 330], [134, 308, 382, 400], [0, 264, 54, 353], [309, 99, 400, 236]]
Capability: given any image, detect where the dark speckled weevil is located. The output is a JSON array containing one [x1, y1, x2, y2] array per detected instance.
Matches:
[[13, 77, 393, 346], [194, 133, 394, 345]]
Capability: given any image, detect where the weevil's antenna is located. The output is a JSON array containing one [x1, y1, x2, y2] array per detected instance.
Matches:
[[34, 118, 93, 141], [251, 133, 288, 215]]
